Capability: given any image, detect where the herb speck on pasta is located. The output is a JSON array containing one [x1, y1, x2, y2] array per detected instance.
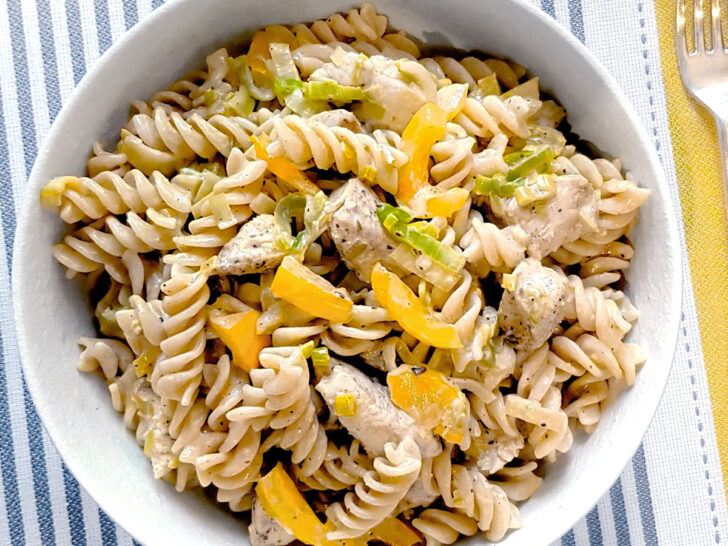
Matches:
[[41, 3, 650, 544]]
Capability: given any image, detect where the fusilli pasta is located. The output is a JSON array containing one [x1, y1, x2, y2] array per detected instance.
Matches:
[[41, 3, 651, 544]]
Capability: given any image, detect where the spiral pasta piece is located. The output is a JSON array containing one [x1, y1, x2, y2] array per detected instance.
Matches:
[[563, 372, 609, 432], [420, 447, 522, 542], [43, 168, 192, 224], [223, 345, 328, 477], [327, 437, 422, 539], [166, 399, 224, 485], [136, 353, 261, 512], [87, 141, 129, 178], [552, 332, 645, 385], [490, 461, 543, 502], [180, 48, 238, 118], [550, 158, 651, 266], [454, 95, 536, 140], [306, 2, 388, 43], [321, 295, 394, 357], [51, 207, 185, 285], [439, 271, 487, 375], [126, 348, 261, 502], [288, 2, 420, 75], [515, 342, 556, 403], [152, 265, 212, 405], [107, 364, 141, 421], [294, 439, 372, 491], [551, 178, 650, 267], [460, 214, 528, 277], [420, 55, 526, 90], [504, 393, 569, 460], [119, 109, 257, 176], [50, 230, 128, 285], [77, 338, 133, 381], [578, 240, 634, 288], [116, 295, 167, 358], [128, 68, 210, 118], [266, 114, 408, 194], [525, 386, 573, 461], [174, 397, 262, 510], [560, 273, 634, 348], [599, 178, 652, 227], [430, 137, 475, 190], [413, 509, 479, 545]]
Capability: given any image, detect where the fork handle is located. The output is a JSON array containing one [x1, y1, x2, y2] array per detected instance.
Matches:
[[716, 115, 728, 209]]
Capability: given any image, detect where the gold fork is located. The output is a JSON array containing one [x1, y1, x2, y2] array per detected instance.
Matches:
[[677, 0, 728, 189]]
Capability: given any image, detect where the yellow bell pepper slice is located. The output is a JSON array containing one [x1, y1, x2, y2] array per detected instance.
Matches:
[[397, 103, 448, 202], [247, 25, 297, 75], [370, 517, 423, 546], [251, 135, 319, 195], [257, 463, 363, 546], [257, 464, 419, 546], [207, 307, 271, 371], [388, 365, 469, 445], [271, 256, 353, 323], [424, 187, 469, 218], [371, 263, 461, 349]]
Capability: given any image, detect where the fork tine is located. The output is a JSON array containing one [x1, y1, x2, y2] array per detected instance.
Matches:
[[696, 0, 706, 52], [711, 0, 724, 51], [677, 0, 689, 54]]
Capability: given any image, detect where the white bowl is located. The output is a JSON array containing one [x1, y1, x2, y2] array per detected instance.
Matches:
[[12, 0, 682, 544]]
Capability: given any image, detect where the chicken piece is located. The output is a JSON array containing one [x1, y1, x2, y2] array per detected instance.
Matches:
[[326, 178, 396, 282], [310, 51, 438, 132], [498, 258, 568, 354], [249, 499, 295, 546], [309, 109, 363, 132], [316, 360, 441, 458], [217, 215, 286, 275], [496, 174, 599, 259], [466, 428, 525, 475]]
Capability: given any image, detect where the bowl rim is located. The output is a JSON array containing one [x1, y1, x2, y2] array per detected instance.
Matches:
[[12, 0, 683, 544]]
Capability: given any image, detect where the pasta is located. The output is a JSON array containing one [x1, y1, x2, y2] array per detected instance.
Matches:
[[119, 110, 257, 176], [40, 4, 650, 544], [326, 437, 422, 539], [419, 444, 522, 539], [294, 439, 371, 491], [412, 509, 479, 546], [42, 168, 192, 225], [264, 114, 409, 194]]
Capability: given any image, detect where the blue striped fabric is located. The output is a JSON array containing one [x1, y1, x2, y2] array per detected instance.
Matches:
[[0, 0, 725, 544], [567, 0, 585, 43]]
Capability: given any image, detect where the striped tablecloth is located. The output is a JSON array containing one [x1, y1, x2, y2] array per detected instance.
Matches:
[[1, 0, 726, 544]]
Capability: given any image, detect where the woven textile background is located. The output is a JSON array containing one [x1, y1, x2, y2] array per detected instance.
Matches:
[[1, 0, 726, 544]]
